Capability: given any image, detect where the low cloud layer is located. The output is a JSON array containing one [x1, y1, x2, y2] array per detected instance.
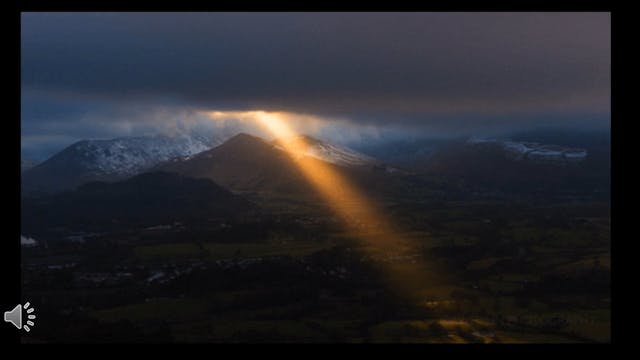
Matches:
[[21, 12, 611, 160]]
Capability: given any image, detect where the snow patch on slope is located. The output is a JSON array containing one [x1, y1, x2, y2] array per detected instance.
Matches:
[[21, 235, 37, 247], [273, 135, 377, 167], [468, 137, 587, 164], [303, 141, 377, 166], [74, 134, 223, 176]]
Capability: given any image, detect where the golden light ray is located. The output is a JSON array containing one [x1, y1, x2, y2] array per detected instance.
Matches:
[[204, 110, 445, 302]]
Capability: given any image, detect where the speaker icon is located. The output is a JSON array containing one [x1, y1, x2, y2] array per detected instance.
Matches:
[[4, 302, 36, 332]]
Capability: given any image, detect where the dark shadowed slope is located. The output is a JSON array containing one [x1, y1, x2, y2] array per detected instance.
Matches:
[[157, 133, 314, 195], [21, 171, 255, 232], [423, 139, 610, 197], [156, 133, 401, 201]]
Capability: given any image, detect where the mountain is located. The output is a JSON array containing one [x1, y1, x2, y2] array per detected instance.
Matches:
[[507, 127, 611, 150], [21, 171, 255, 232], [348, 128, 610, 198], [467, 138, 588, 165], [157, 133, 395, 199], [157, 133, 316, 195], [22, 134, 223, 195], [421, 138, 609, 197]]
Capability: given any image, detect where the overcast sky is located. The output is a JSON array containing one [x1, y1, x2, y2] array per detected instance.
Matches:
[[21, 12, 610, 160]]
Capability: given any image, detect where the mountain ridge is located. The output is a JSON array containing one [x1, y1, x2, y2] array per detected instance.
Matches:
[[22, 134, 223, 195], [21, 171, 255, 232], [155, 132, 394, 198]]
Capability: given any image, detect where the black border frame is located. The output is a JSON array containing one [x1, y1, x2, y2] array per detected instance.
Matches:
[[6, 2, 617, 352]]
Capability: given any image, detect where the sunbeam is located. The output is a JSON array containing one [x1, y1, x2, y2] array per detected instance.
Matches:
[[204, 110, 446, 303]]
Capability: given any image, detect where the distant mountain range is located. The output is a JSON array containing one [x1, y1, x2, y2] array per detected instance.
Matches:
[[20, 129, 610, 202], [467, 138, 587, 164], [419, 138, 609, 196], [352, 128, 610, 170], [19, 128, 611, 238], [22, 134, 224, 195]]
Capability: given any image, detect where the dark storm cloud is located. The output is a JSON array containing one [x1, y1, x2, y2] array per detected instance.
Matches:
[[22, 12, 610, 115], [21, 12, 610, 158]]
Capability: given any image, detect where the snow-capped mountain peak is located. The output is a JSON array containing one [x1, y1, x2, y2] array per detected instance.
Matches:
[[73, 134, 221, 176], [22, 133, 224, 194]]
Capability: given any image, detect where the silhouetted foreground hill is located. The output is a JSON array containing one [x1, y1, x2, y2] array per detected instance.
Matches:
[[21, 171, 255, 232]]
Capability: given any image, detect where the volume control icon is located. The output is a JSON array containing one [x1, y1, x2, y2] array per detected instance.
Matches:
[[4, 302, 36, 332]]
